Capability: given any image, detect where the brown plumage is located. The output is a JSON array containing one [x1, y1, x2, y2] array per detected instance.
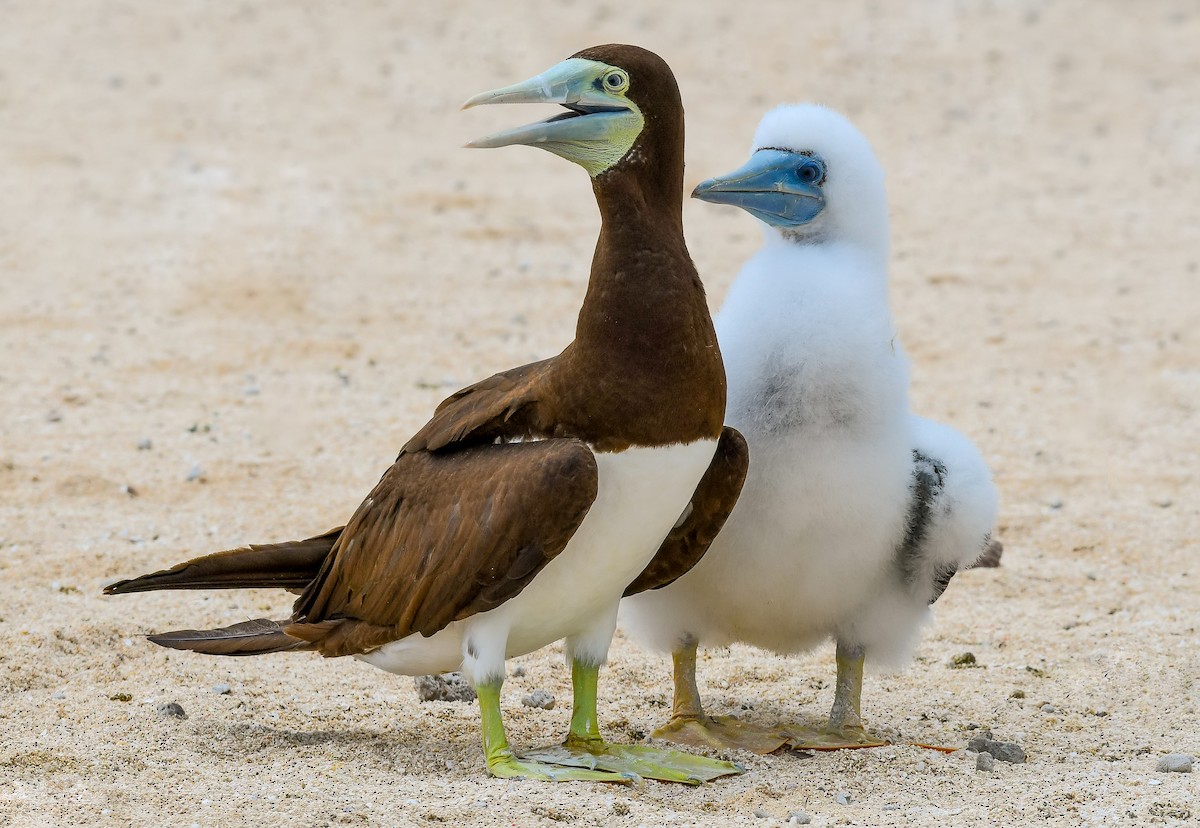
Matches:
[[106, 44, 736, 670], [285, 441, 597, 656], [105, 529, 341, 595]]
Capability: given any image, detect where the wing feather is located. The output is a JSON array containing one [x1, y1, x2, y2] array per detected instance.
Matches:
[[286, 439, 597, 656]]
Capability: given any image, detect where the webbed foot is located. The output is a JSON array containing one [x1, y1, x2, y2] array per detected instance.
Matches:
[[524, 736, 742, 784], [652, 713, 793, 755], [777, 721, 888, 750], [487, 751, 637, 783]]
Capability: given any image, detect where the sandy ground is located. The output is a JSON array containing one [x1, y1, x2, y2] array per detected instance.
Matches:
[[2, 1, 1198, 825]]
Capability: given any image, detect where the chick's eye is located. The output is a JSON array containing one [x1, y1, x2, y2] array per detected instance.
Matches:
[[604, 71, 628, 91], [797, 161, 823, 184]]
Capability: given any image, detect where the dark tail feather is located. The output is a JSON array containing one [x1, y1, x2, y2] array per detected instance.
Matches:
[[148, 618, 305, 656], [104, 528, 342, 595]]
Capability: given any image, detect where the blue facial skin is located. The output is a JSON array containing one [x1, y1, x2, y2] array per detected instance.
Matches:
[[692, 149, 826, 228]]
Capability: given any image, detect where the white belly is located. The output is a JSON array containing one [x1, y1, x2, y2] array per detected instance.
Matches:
[[621, 428, 912, 655], [359, 438, 718, 680]]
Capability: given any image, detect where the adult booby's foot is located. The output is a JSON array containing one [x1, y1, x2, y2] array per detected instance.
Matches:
[[521, 660, 743, 784], [779, 641, 888, 750], [479, 682, 635, 784]]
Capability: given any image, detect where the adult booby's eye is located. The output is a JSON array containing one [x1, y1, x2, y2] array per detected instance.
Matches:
[[797, 159, 825, 185], [603, 70, 629, 92]]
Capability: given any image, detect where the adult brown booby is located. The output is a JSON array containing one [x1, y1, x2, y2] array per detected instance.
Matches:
[[106, 45, 748, 785]]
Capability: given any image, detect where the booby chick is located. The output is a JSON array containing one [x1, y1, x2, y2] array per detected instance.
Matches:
[[106, 45, 747, 784], [620, 104, 998, 753]]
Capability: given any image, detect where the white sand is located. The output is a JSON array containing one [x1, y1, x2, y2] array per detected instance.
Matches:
[[1, 2, 1197, 825]]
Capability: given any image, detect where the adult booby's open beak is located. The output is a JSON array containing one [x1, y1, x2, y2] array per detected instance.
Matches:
[[463, 58, 643, 176], [692, 149, 826, 228]]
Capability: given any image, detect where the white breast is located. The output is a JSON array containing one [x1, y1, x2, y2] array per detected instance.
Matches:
[[359, 438, 719, 680]]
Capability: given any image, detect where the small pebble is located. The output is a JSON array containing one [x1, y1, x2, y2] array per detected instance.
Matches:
[[136, 438, 153, 450], [754, 808, 769, 818], [413, 673, 476, 702], [1047, 497, 1063, 510], [1041, 703, 1057, 713], [522, 689, 556, 710], [157, 702, 187, 718], [511, 665, 526, 678], [881, 804, 899, 812], [787, 812, 811, 825], [835, 791, 852, 805], [976, 751, 995, 771], [211, 683, 231, 695], [1156, 754, 1194, 773], [950, 652, 977, 668], [186, 463, 204, 482], [51, 690, 66, 700]]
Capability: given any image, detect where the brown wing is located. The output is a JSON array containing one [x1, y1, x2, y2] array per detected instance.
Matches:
[[284, 439, 597, 657], [401, 359, 555, 454], [623, 426, 749, 596]]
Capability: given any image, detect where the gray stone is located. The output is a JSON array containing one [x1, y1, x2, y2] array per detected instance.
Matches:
[[136, 438, 153, 450], [787, 812, 811, 825], [211, 683, 231, 695], [976, 751, 995, 771], [521, 689, 556, 710], [753, 808, 769, 818], [157, 702, 187, 718], [835, 791, 852, 805], [1156, 754, 1194, 773], [970, 539, 1003, 568], [51, 690, 66, 700], [967, 736, 1026, 763], [413, 673, 477, 703]]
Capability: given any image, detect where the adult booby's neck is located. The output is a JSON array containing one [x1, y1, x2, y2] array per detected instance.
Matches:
[[577, 167, 699, 352], [559, 162, 725, 451], [593, 155, 685, 230]]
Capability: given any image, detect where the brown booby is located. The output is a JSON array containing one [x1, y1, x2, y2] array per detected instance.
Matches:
[[106, 45, 748, 784]]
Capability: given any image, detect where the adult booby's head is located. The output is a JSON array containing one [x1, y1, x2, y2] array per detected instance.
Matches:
[[693, 104, 887, 253], [462, 44, 720, 448], [464, 45, 684, 204]]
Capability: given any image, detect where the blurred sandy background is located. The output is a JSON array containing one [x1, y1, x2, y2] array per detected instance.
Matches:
[[1, 1, 1197, 825]]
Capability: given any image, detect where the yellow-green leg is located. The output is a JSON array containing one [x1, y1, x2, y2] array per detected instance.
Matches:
[[777, 641, 888, 750], [521, 659, 744, 784], [477, 680, 634, 782], [650, 639, 794, 755]]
